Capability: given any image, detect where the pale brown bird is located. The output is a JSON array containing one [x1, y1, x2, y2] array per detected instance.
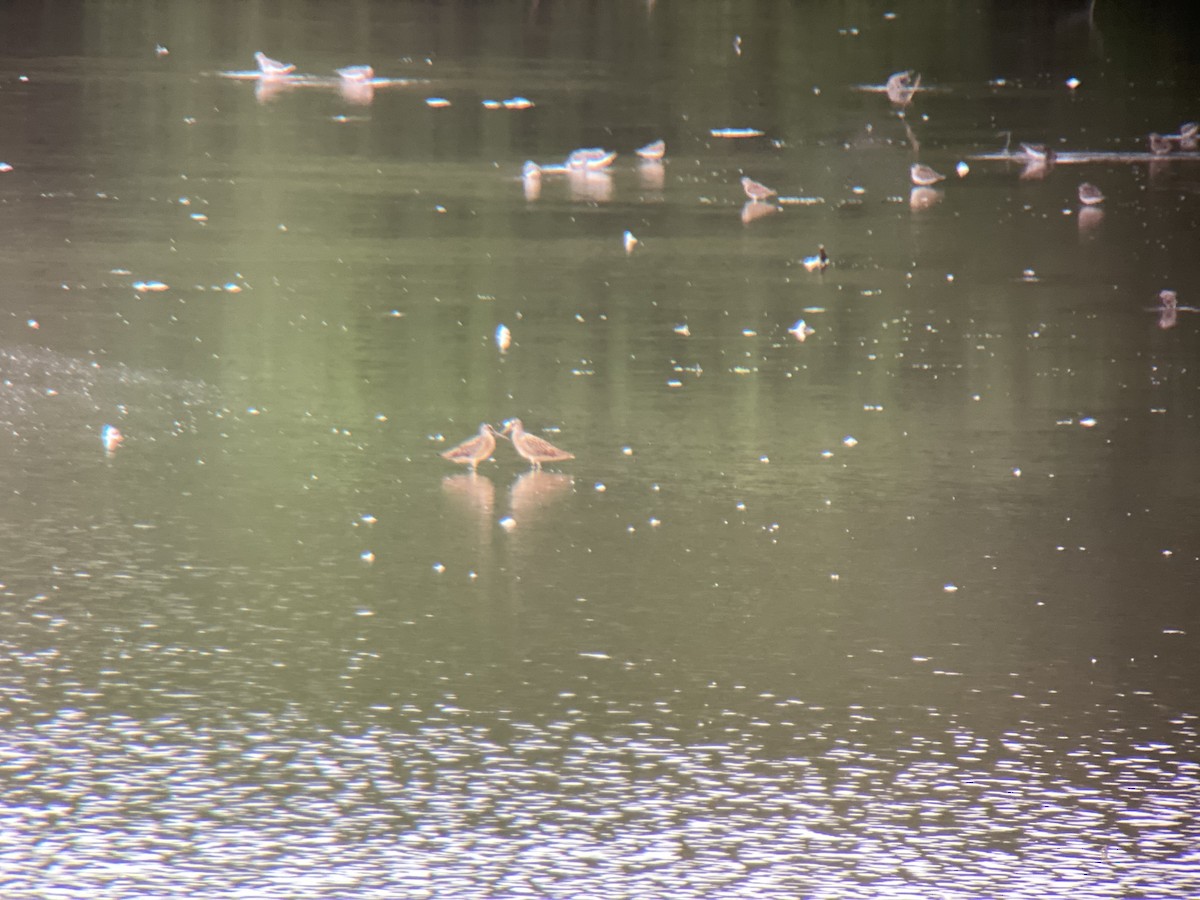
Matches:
[[440, 423, 498, 472], [741, 176, 777, 201], [1078, 182, 1104, 206], [636, 139, 666, 160], [910, 163, 945, 186], [504, 419, 574, 469], [254, 51, 296, 78]]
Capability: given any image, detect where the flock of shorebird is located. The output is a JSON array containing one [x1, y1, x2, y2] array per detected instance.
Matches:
[[441, 420, 574, 473]]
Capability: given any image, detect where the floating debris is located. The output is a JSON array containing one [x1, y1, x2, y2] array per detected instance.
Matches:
[[711, 127, 764, 138], [1066, 76, 1081, 90], [0, 162, 12, 173], [503, 96, 534, 109], [133, 280, 169, 292], [674, 323, 691, 336], [623, 230, 638, 254], [956, 161, 969, 177], [425, 97, 451, 108]]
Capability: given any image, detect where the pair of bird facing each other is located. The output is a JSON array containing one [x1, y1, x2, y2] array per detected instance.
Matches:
[[442, 420, 574, 472]]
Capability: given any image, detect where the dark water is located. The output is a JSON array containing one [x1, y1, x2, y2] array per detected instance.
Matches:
[[2, 2, 1199, 897]]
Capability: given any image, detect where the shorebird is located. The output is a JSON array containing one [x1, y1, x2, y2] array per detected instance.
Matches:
[[336, 64, 374, 83], [503, 419, 574, 470], [741, 176, 777, 201], [636, 139, 666, 160], [1078, 183, 1104, 206], [886, 70, 920, 107], [802, 245, 829, 272], [910, 163, 945, 186], [1019, 142, 1055, 162], [1160, 289, 1178, 311], [1148, 133, 1172, 156], [1173, 122, 1198, 151], [440, 424, 499, 472], [254, 51, 296, 78], [566, 148, 618, 170]]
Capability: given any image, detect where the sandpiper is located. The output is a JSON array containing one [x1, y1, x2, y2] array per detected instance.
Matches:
[[566, 147, 618, 170], [741, 176, 777, 201], [440, 424, 499, 472], [336, 64, 374, 83], [254, 51, 296, 78], [910, 163, 945, 186], [636, 139, 666, 160], [1077, 182, 1104, 206], [504, 419, 575, 470]]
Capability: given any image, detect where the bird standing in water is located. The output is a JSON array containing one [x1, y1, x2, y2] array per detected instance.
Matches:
[[441, 424, 499, 472], [910, 163, 945, 186], [741, 176, 777, 201], [636, 139, 666, 160], [1078, 183, 1104, 206], [504, 419, 574, 469], [254, 51, 296, 78]]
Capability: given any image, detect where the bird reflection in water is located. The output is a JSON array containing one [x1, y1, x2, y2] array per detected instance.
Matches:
[[638, 159, 665, 192], [442, 472, 496, 520], [510, 471, 573, 521], [567, 169, 613, 203], [909, 186, 941, 210], [522, 161, 542, 201], [1078, 205, 1104, 235], [741, 200, 779, 224], [338, 79, 375, 105]]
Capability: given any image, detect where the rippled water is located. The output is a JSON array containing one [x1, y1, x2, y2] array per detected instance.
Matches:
[[2, 1, 1199, 897]]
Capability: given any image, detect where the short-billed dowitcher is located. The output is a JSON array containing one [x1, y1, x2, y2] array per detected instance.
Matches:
[[910, 163, 945, 186], [1078, 182, 1104, 206], [1148, 133, 1172, 156], [254, 51, 296, 78], [741, 176, 777, 201], [441, 423, 498, 472], [504, 419, 574, 470]]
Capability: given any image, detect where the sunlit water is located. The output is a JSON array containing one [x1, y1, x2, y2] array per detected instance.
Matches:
[[2, 2, 1199, 897]]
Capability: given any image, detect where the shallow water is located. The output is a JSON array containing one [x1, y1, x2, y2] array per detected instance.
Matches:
[[2, 2, 1199, 897]]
